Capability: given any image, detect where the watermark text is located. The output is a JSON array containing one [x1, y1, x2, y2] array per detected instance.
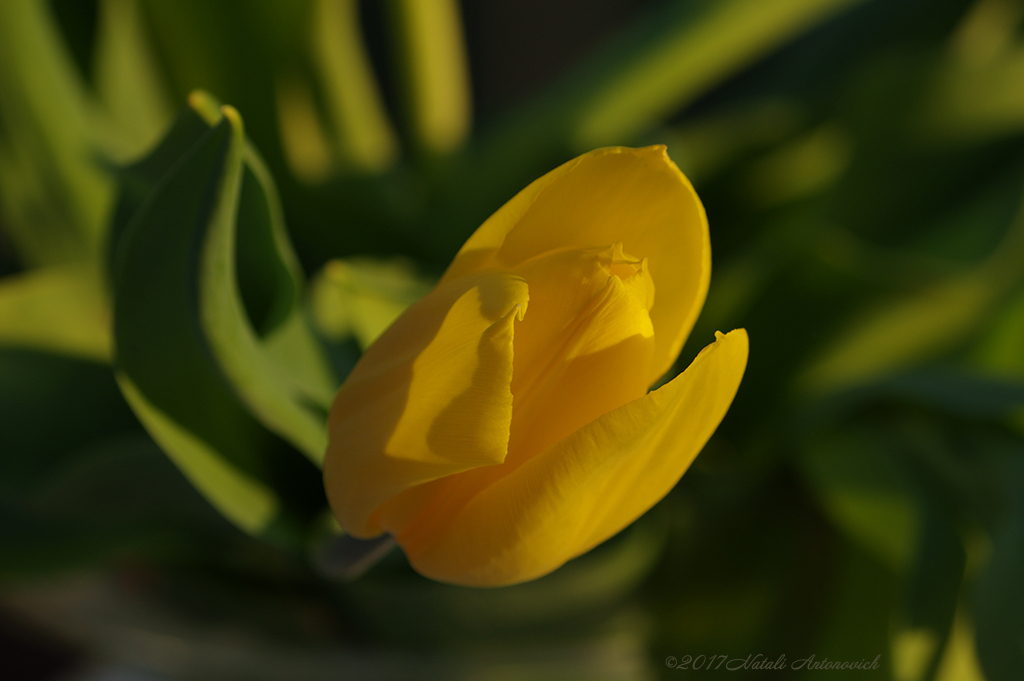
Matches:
[[665, 653, 881, 671]]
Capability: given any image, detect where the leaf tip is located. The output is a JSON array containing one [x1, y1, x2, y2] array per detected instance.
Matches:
[[187, 89, 223, 125], [220, 104, 245, 137]]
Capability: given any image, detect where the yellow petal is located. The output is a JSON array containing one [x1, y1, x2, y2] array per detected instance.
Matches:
[[324, 269, 528, 536], [507, 243, 657, 462], [443, 146, 710, 383], [371, 243, 658, 543], [402, 328, 748, 586]]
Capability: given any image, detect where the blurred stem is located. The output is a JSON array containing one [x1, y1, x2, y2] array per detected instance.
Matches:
[[311, 0, 398, 174], [312, 533, 396, 581], [387, 0, 472, 155]]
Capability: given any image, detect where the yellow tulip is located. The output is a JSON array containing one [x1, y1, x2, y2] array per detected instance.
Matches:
[[324, 146, 748, 586]]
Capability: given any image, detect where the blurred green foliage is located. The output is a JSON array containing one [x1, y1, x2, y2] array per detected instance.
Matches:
[[3, 0, 1024, 679]]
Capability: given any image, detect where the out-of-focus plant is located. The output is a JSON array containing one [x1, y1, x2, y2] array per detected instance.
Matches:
[[2, 0, 1024, 679]]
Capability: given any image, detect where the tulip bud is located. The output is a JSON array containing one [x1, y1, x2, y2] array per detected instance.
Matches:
[[325, 146, 748, 586]]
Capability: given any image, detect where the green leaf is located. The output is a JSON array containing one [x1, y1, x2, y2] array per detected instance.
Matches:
[[800, 428, 921, 573], [813, 545, 897, 675], [926, 7, 1024, 145], [106, 95, 214, 263], [196, 105, 335, 462], [0, 263, 110, 362], [570, 0, 870, 150], [0, 431, 237, 580], [908, 520, 965, 634], [92, 0, 174, 160], [932, 612, 987, 681], [388, 0, 472, 155], [885, 372, 1024, 420], [310, 0, 398, 173], [309, 257, 432, 350], [798, 272, 1000, 394], [0, 349, 234, 578], [421, 0, 878, 269], [804, 370, 1024, 427], [112, 99, 330, 538], [895, 507, 965, 681], [0, 0, 113, 265], [115, 374, 280, 536], [0, 348, 135, 496], [974, 287, 1024, 379], [974, 457, 1024, 681], [113, 116, 283, 536]]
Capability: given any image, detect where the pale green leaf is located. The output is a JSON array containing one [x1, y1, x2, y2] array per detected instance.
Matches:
[[388, 0, 472, 154], [0, 264, 110, 362], [93, 0, 174, 160], [800, 273, 1000, 394], [116, 373, 279, 535], [310, 0, 398, 173], [0, 0, 112, 265], [197, 106, 333, 463], [310, 257, 432, 350]]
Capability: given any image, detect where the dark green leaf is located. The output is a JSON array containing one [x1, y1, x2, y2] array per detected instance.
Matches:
[[974, 456, 1024, 681], [112, 99, 328, 539]]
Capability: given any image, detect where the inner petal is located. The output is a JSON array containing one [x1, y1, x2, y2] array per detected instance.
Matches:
[[375, 244, 657, 551], [506, 243, 657, 467]]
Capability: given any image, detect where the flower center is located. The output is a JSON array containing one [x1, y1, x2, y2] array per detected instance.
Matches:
[[377, 243, 658, 551], [504, 243, 656, 465]]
